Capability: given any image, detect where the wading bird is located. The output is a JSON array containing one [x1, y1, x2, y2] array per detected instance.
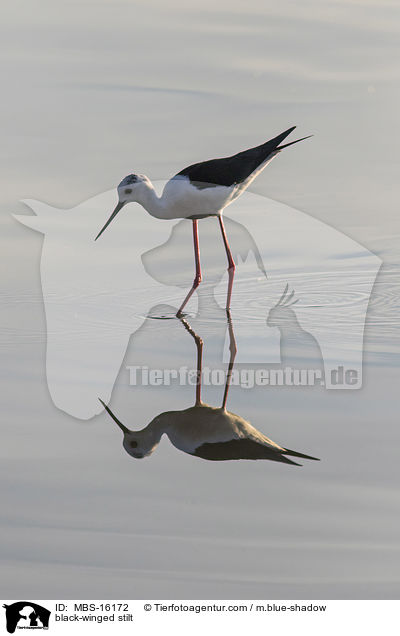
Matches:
[[99, 314, 319, 464], [95, 127, 311, 315]]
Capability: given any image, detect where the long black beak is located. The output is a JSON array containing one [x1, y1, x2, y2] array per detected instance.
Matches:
[[95, 201, 126, 241], [98, 398, 130, 434]]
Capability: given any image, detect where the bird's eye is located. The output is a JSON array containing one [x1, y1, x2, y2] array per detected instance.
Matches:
[[129, 440, 138, 448], [125, 188, 132, 194]]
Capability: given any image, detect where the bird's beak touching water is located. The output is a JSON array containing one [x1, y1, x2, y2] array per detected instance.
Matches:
[[95, 200, 126, 241]]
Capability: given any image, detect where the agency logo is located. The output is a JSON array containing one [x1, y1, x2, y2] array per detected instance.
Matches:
[[14, 184, 381, 419], [2, 602, 50, 633]]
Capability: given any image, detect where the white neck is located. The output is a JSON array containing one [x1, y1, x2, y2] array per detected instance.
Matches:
[[144, 417, 167, 442], [135, 181, 166, 219]]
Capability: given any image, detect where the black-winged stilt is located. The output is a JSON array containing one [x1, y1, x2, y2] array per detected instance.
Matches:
[[95, 126, 311, 315], [99, 314, 318, 464]]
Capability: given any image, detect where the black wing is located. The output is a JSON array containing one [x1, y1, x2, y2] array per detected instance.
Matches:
[[175, 126, 304, 189], [192, 438, 301, 464]]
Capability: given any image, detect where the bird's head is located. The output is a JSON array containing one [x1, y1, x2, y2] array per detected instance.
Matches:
[[99, 399, 159, 459], [117, 173, 148, 204], [95, 173, 148, 241]]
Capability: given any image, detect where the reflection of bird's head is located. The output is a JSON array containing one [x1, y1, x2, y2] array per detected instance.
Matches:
[[122, 431, 157, 459], [99, 399, 162, 459], [142, 216, 267, 289]]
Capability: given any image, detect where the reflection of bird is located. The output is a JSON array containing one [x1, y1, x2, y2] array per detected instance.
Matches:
[[99, 398, 319, 464], [95, 127, 311, 315], [99, 314, 319, 465], [267, 284, 322, 367]]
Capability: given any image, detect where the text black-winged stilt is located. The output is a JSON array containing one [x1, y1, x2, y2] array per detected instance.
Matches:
[[99, 314, 318, 464], [95, 126, 311, 316]]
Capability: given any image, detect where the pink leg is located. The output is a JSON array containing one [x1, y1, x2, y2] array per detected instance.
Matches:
[[176, 220, 202, 317], [218, 216, 236, 310], [180, 316, 204, 406], [222, 310, 237, 410]]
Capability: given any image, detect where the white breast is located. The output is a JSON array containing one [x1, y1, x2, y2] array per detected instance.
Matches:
[[161, 177, 236, 219]]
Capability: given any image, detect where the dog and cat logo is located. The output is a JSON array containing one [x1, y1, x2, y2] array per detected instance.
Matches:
[[2, 603, 50, 633]]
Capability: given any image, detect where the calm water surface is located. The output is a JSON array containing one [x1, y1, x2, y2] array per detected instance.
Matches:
[[1, 0, 400, 599]]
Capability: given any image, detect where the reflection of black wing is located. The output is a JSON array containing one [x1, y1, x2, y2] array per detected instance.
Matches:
[[175, 127, 296, 189], [192, 438, 301, 464]]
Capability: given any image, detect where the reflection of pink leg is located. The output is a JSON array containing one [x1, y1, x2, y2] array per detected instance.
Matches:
[[177, 220, 202, 317], [222, 310, 237, 410], [180, 317, 203, 406], [218, 216, 236, 310]]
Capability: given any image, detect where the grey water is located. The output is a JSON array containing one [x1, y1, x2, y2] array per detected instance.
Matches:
[[1, 0, 400, 599]]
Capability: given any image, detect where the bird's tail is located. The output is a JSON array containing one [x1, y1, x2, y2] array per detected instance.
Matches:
[[277, 134, 313, 150]]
